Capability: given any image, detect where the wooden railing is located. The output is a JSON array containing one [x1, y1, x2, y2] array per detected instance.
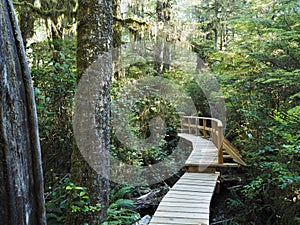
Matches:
[[180, 116, 224, 164]]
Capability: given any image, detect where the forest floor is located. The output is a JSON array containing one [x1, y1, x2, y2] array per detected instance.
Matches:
[[210, 168, 244, 225], [211, 186, 235, 224]]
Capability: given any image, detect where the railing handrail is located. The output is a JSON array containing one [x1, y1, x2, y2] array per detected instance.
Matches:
[[182, 116, 223, 128], [180, 116, 224, 164]]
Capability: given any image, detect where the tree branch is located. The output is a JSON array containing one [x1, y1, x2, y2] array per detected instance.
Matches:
[[113, 16, 148, 26], [13, 1, 69, 18]]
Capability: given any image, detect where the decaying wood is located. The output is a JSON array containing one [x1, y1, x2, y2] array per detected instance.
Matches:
[[134, 186, 170, 212]]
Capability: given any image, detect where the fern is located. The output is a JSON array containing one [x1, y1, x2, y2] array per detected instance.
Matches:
[[101, 186, 140, 225], [110, 186, 135, 202], [111, 199, 135, 209]]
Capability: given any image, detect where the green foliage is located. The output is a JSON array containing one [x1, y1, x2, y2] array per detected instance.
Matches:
[[23, 1, 299, 224], [45, 178, 101, 225], [65, 183, 101, 214], [109, 185, 135, 202], [226, 190, 244, 210], [125, 61, 157, 79], [193, 0, 300, 224], [103, 199, 139, 225], [218, 219, 240, 225], [221, 80, 300, 224], [111, 96, 180, 165], [28, 38, 76, 186], [184, 80, 211, 116], [101, 186, 140, 225], [111, 76, 181, 166]]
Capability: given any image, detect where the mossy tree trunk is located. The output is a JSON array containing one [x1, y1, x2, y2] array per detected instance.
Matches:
[[18, 0, 35, 47], [154, 0, 172, 76], [66, 0, 113, 224], [0, 0, 46, 224], [40, 0, 77, 62], [113, 0, 123, 80]]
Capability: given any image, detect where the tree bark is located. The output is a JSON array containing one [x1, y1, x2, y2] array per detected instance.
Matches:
[[154, 0, 172, 76], [19, 0, 35, 47], [113, 0, 123, 80], [66, 0, 112, 224], [154, 38, 164, 76], [0, 1, 46, 224]]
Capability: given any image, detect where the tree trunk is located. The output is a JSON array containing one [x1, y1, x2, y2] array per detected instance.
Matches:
[[18, 0, 35, 47], [196, 56, 206, 71], [213, 0, 219, 50], [163, 40, 171, 71], [154, 0, 172, 76], [66, 0, 112, 224], [40, 0, 77, 62], [113, 0, 123, 80], [0, 1, 46, 225], [154, 38, 164, 76]]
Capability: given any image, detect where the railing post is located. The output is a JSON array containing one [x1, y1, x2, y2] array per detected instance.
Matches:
[[188, 117, 191, 134], [217, 126, 224, 164], [181, 116, 186, 133], [212, 121, 216, 144], [181, 116, 184, 133], [203, 119, 207, 139], [196, 117, 199, 136]]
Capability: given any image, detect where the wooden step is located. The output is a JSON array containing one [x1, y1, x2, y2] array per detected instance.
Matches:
[[187, 162, 240, 169]]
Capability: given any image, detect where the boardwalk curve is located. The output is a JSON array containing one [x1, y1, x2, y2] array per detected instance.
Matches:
[[149, 116, 245, 225]]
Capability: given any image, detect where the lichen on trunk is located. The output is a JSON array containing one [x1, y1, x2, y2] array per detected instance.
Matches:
[[66, 0, 113, 224]]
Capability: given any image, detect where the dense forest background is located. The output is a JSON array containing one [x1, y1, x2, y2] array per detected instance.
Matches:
[[10, 0, 300, 224]]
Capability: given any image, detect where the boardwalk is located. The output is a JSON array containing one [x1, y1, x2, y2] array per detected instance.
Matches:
[[179, 133, 218, 173], [149, 116, 245, 225], [149, 173, 219, 225]]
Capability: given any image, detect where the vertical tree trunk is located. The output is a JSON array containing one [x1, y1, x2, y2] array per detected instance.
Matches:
[[19, 0, 35, 47], [40, 0, 77, 63], [154, 38, 164, 76], [154, 0, 172, 76], [113, 0, 123, 80], [213, 0, 219, 50], [66, 0, 112, 224], [163, 40, 171, 71], [50, 19, 64, 63], [0, 1, 46, 225], [196, 56, 206, 71]]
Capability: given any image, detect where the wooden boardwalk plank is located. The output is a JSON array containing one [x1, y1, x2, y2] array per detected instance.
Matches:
[[157, 205, 209, 213], [171, 185, 216, 193], [149, 173, 219, 225], [162, 197, 211, 203], [175, 179, 216, 185], [173, 180, 218, 188], [150, 216, 209, 225], [179, 133, 218, 167], [181, 173, 219, 179], [157, 201, 210, 208], [167, 189, 215, 195], [169, 189, 215, 196], [154, 212, 209, 219]]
